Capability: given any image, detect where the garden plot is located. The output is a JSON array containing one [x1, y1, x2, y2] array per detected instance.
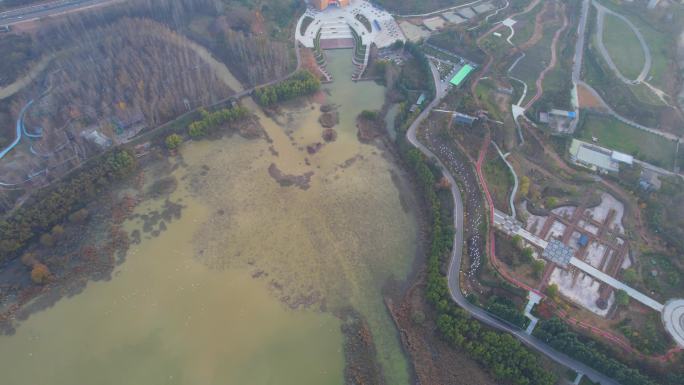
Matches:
[[585, 241, 607, 270], [578, 219, 599, 235]]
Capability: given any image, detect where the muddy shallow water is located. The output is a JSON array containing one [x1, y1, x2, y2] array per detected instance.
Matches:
[[0, 49, 419, 385]]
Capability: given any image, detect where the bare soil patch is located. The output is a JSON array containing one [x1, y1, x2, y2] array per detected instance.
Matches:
[[267, 163, 314, 190], [518, 1, 552, 50], [578, 84, 605, 109]]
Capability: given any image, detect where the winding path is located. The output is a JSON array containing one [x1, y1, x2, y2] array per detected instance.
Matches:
[[0, 55, 53, 101], [405, 62, 619, 385], [592, 0, 651, 85], [0, 100, 34, 160], [492, 141, 517, 218], [523, 2, 569, 110]]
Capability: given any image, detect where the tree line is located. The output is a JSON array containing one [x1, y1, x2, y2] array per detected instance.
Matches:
[[46, 18, 232, 129], [534, 318, 670, 385], [253, 70, 320, 106], [394, 122, 556, 385], [486, 296, 529, 329], [400, 41, 436, 100], [187, 106, 249, 138], [0, 150, 136, 262]]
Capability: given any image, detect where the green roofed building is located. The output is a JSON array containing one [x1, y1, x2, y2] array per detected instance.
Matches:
[[450, 64, 474, 87]]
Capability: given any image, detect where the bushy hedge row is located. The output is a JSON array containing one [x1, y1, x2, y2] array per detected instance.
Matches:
[[487, 296, 530, 329], [534, 319, 661, 385], [187, 106, 249, 138], [253, 70, 320, 106]]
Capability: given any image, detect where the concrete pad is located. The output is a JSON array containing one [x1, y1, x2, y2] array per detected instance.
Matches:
[[458, 7, 476, 19], [502, 18, 516, 27], [399, 20, 430, 42], [473, 2, 496, 14], [550, 268, 612, 316], [423, 16, 445, 31]]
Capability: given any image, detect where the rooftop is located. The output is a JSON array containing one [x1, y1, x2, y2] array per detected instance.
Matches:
[[449, 64, 474, 86], [569, 139, 630, 173]]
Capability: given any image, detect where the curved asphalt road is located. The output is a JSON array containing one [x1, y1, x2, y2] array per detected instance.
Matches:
[[406, 62, 620, 385], [0, 0, 119, 25], [391, 0, 484, 18]]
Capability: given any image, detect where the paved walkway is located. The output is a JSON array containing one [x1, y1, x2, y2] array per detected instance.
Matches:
[[524, 291, 542, 335], [493, 209, 547, 248], [662, 300, 684, 348], [492, 142, 517, 218], [569, 257, 663, 311]]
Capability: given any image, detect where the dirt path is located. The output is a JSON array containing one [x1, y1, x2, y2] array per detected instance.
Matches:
[[470, 0, 543, 97], [166, 34, 244, 93], [523, 2, 568, 110], [470, 23, 504, 96], [1, 29, 245, 102], [0, 55, 53, 100], [517, 1, 550, 50]]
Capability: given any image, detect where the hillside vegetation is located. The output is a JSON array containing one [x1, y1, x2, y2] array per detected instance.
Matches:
[[46, 18, 232, 128]]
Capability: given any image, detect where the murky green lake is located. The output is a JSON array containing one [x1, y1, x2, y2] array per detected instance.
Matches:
[[0, 49, 418, 385]]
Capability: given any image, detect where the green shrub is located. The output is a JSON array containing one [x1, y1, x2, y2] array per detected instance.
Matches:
[[165, 134, 182, 149]]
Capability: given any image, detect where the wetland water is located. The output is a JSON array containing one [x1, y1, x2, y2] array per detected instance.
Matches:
[[0, 49, 419, 385]]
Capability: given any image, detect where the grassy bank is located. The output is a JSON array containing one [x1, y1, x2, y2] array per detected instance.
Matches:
[[577, 114, 676, 169]]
